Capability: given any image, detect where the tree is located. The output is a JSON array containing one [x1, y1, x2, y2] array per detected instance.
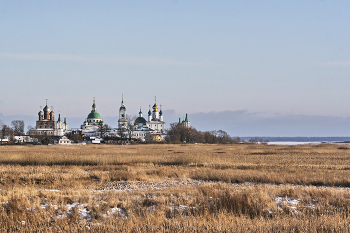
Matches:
[[167, 123, 201, 143], [0, 120, 3, 145], [72, 134, 83, 143], [11, 120, 24, 136], [126, 115, 137, 140], [97, 121, 110, 138], [27, 125, 35, 135], [166, 122, 239, 144], [1, 124, 14, 144], [217, 130, 232, 143]]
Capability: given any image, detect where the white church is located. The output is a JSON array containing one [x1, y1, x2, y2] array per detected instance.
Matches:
[[115, 96, 167, 140], [79, 96, 189, 140], [80, 98, 105, 136]]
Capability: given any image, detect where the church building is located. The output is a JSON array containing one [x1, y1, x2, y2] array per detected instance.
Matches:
[[34, 100, 69, 136], [117, 97, 165, 139], [81, 98, 105, 136], [145, 98, 166, 133]]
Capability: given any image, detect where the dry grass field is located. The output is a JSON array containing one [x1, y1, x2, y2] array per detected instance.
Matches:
[[1, 143, 350, 232]]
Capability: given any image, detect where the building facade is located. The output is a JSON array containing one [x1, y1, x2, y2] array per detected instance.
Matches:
[[57, 114, 69, 136], [33, 100, 69, 136], [81, 98, 105, 136], [34, 101, 57, 136], [179, 113, 190, 128]]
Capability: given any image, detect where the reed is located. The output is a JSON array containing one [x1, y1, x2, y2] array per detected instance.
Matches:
[[0, 144, 350, 232]]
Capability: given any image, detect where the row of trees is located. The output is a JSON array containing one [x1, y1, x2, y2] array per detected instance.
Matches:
[[0, 120, 27, 144], [165, 122, 240, 144]]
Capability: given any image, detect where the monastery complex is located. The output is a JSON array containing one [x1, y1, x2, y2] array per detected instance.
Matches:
[[32, 97, 190, 141]]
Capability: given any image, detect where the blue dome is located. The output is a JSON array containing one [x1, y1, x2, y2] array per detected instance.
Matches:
[[159, 110, 163, 116], [148, 110, 151, 115]]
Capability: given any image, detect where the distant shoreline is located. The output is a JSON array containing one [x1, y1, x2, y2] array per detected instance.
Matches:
[[240, 137, 350, 143]]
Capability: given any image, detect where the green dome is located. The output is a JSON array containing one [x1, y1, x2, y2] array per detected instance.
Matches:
[[120, 106, 126, 111], [87, 112, 101, 119], [134, 116, 146, 125]]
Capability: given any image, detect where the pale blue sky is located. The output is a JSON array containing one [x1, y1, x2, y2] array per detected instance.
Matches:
[[1, 1, 350, 136]]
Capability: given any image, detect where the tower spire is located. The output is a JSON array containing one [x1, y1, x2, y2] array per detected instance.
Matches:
[[92, 97, 96, 111], [122, 94, 124, 104], [46, 99, 48, 106]]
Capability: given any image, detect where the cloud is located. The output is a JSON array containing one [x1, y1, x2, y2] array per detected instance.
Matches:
[[188, 110, 350, 137], [0, 53, 223, 67]]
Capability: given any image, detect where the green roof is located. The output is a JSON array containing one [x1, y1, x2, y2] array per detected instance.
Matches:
[[87, 112, 102, 119], [185, 113, 189, 122], [120, 106, 126, 111], [134, 116, 147, 125]]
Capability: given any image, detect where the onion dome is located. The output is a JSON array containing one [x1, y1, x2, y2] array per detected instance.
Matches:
[[152, 103, 158, 112], [38, 108, 43, 116], [57, 114, 61, 122], [139, 108, 142, 115], [134, 117, 147, 125], [43, 105, 50, 113], [148, 109, 151, 116]]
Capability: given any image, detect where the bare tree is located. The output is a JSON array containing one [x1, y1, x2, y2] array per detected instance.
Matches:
[[126, 115, 137, 140], [1, 124, 14, 144], [11, 120, 25, 136], [97, 121, 110, 138], [27, 125, 35, 135], [0, 120, 3, 145]]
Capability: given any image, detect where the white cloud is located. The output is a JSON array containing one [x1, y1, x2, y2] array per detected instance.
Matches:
[[0, 53, 223, 67]]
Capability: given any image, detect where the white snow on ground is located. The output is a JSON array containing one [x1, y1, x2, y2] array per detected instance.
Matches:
[[27, 181, 350, 223], [275, 196, 300, 212], [38, 189, 60, 192], [92, 179, 350, 193], [40, 202, 126, 220], [92, 179, 216, 192]]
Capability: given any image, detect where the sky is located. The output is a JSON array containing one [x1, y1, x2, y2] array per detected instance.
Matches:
[[1, 1, 350, 136]]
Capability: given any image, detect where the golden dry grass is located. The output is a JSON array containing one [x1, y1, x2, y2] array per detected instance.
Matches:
[[0, 143, 350, 232]]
